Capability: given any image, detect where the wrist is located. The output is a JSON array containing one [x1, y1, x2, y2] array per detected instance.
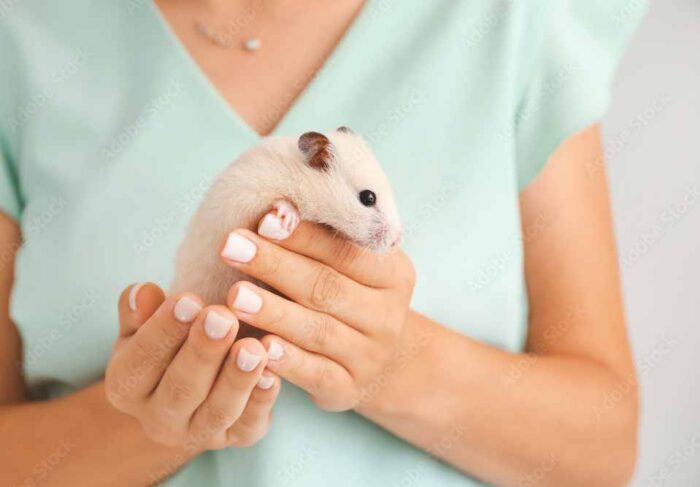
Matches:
[[355, 311, 441, 419]]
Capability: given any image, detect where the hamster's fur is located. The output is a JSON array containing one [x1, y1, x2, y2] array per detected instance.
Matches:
[[170, 128, 401, 305]]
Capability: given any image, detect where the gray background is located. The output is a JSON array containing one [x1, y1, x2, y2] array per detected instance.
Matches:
[[604, 1, 700, 486]]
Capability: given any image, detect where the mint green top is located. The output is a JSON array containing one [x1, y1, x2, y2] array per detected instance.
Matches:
[[0, 1, 646, 485]]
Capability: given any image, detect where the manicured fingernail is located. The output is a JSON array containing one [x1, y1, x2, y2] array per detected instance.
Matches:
[[268, 341, 284, 361], [128, 283, 144, 311], [236, 348, 263, 372], [258, 213, 291, 240], [204, 310, 234, 340], [174, 296, 202, 323], [221, 233, 257, 263], [257, 374, 275, 390], [232, 286, 262, 314]]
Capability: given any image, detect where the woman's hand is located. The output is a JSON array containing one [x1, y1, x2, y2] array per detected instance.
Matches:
[[218, 214, 416, 411], [105, 283, 280, 450]]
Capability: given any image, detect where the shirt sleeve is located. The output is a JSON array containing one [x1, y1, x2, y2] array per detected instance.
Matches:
[[0, 142, 22, 221], [515, 0, 649, 189]]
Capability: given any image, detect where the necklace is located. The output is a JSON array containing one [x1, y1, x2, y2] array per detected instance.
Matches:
[[195, 21, 262, 52]]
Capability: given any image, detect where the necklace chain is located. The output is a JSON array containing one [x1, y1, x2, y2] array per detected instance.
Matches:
[[194, 21, 261, 52]]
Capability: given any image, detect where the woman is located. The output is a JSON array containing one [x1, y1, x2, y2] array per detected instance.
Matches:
[[0, 1, 647, 486]]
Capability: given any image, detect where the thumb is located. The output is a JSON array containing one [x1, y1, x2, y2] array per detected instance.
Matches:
[[117, 282, 165, 338]]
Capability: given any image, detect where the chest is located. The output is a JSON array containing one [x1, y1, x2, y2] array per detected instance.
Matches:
[[154, 0, 366, 136]]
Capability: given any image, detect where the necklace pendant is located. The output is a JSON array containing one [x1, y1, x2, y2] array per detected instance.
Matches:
[[243, 37, 262, 52]]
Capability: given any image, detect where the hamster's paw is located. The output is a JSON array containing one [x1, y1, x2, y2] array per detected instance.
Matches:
[[258, 199, 300, 240], [272, 199, 300, 233]]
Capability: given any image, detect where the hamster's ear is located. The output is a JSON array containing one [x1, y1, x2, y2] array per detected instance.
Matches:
[[298, 131, 331, 171], [337, 126, 354, 134]]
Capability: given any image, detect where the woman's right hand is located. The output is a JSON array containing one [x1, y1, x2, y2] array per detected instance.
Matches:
[[105, 283, 279, 451]]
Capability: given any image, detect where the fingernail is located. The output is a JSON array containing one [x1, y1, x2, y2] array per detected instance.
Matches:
[[204, 310, 234, 340], [232, 286, 262, 314], [268, 341, 284, 361], [128, 283, 144, 312], [174, 296, 202, 323], [258, 213, 291, 240], [221, 233, 257, 263], [236, 348, 263, 372], [257, 374, 275, 390]]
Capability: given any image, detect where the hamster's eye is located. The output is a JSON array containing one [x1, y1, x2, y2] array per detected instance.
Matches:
[[359, 190, 376, 207]]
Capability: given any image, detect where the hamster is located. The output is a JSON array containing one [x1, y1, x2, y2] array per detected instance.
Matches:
[[170, 127, 402, 305]]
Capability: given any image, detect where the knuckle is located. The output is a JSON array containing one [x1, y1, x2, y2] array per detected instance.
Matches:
[[334, 240, 360, 269], [187, 336, 221, 363], [141, 417, 181, 446], [257, 248, 283, 278], [267, 304, 285, 331], [377, 303, 403, 340], [160, 319, 190, 345], [310, 268, 344, 310], [203, 435, 230, 451], [129, 337, 158, 367], [104, 375, 130, 410], [312, 360, 335, 395], [248, 387, 276, 408], [161, 373, 195, 405], [200, 403, 235, 432], [310, 391, 354, 412], [228, 417, 271, 448], [305, 313, 332, 351]]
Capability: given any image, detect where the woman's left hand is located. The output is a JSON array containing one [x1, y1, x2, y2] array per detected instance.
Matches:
[[218, 213, 416, 412]]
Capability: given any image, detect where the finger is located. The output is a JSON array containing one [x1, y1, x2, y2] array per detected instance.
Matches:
[[108, 293, 203, 401], [260, 335, 355, 412], [220, 230, 380, 326], [117, 282, 165, 338], [259, 216, 403, 288], [149, 305, 239, 419], [227, 281, 364, 359], [226, 372, 281, 447], [189, 338, 268, 438]]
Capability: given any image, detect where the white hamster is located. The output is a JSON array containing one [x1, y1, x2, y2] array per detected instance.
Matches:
[[170, 127, 402, 305]]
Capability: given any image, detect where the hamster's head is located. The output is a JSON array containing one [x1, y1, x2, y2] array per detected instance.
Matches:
[[293, 127, 402, 252]]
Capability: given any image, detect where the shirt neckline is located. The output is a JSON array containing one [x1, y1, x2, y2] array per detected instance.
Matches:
[[144, 0, 375, 140]]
